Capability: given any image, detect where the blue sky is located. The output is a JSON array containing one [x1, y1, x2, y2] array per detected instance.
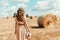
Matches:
[[0, 0, 60, 17]]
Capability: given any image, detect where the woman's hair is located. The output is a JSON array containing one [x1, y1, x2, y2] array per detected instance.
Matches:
[[16, 8, 25, 21]]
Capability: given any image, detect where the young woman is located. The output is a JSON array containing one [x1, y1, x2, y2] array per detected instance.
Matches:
[[15, 8, 30, 40]]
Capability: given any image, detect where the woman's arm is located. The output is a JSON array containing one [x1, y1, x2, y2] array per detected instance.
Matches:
[[22, 16, 30, 32], [22, 16, 31, 38], [15, 17, 18, 34]]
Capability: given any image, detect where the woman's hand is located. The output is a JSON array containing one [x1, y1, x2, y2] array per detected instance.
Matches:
[[26, 31, 31, 39], [15, 30, 17, 34], [15, 31, 16, 34]]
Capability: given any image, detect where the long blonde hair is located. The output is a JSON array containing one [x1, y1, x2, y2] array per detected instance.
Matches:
[[16, 8, 24, 21]]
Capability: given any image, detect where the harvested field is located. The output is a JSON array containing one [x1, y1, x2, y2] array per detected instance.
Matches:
[[0, 17, 60, 40]]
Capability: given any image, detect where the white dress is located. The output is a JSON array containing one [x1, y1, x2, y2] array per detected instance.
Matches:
[[16, 16, 28, 40], [19, 25, 27, 40]]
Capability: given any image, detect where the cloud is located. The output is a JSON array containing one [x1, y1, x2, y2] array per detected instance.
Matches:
[[0, 5, 17, 17], [34, 0, 60, 10], [26, 9, 32, 16], [6, 6, 17, 12], [29, 0, 60, 16], [0, 0, 28, 17], [1, 0, 9, 7], [11, 0, 29, 3], [34, 1, 50, 10], [0, 0, 27, 17], [17, 3, 27, 8], [31, 0, 54, 13], [6, 6, 17, 16], [55, 0, 60, 10], [0, 11, 9, 17], [47, 10, 60, 16]]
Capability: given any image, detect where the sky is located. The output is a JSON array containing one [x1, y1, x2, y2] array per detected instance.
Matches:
[[0, 0, 60, 17]]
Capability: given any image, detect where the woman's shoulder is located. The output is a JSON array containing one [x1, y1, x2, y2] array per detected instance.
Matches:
[[24, 15, 26, 19]]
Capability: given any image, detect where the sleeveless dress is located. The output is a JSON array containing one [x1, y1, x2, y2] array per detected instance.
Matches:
[[16, 16, 28, 40], [19, 25, 27, 40]]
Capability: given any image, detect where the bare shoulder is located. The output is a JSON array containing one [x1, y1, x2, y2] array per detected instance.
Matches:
[[24, 15, 26, 18]]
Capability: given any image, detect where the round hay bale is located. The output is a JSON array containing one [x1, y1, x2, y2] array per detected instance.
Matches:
[[43, 14, 57, 28], [6, 16, 9, 19], [37, 14, 57, 28], [37, 16, 44, 28], [30, 16, 33, 19]]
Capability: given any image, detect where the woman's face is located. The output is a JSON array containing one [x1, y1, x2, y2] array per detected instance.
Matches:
[[18, 8, 24, 16], [19, 11, 24, 16]]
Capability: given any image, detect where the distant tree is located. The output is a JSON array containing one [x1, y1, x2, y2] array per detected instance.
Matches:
[[13, 13, 16, 17], [26, 14, 29, 18]]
